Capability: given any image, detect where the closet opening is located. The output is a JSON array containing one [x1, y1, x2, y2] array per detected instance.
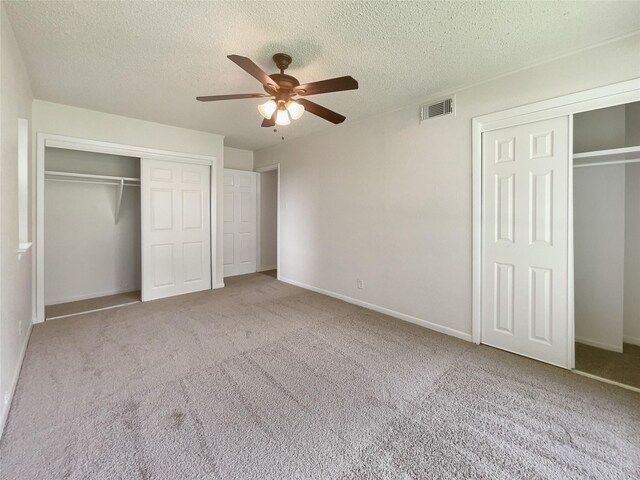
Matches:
[[44, 147, 141, 320], [572, 101, 640, 389]]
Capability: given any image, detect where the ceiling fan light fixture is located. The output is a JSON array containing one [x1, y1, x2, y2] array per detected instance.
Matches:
[[275, 108, 291, 126], [258, 99, 277, 119], [286, 100, 305, 120], [198, 54, 358, 127]]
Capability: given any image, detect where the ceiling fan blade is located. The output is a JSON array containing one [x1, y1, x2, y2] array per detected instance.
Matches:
[[196, 93, 269, 102], [228, 55, 279, 92], [295, 98, 346, 124], [293, 76, 358, 96], [261, 111, 276, 127]]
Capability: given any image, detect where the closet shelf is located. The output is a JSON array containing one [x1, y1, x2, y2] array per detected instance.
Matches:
[[45, 171, 140, 224], [573, 145, 640, 168], [44, 170, 140, 185]]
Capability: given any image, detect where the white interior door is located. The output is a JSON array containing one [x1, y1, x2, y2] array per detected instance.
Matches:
[[223, 169, 257, 277], [141, 159, 211, 301], [482, 116, 570, 368]]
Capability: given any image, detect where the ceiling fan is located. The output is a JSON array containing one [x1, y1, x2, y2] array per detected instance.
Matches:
[[197, 53, 358, 127]]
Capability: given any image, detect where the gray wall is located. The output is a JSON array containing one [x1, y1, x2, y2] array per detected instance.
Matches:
[[573, 104, 626, 153], [224, 147, 253, 171], [1, 3, 34, 432]]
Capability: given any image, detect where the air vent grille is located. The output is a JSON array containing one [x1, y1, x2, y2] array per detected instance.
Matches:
[[420, 97, 455, 122]]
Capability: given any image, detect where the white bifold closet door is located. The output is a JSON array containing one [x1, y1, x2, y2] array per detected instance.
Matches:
[[482, 116, 570, 368], [141, 159, 211, 301], [223, 169, 257, 277]]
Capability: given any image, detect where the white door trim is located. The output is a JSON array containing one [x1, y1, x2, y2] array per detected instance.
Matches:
[[472, 78, 640, 369], [35, 133, 219, 323], [255, 163, 281, 279], [42, 134, 216, 165]]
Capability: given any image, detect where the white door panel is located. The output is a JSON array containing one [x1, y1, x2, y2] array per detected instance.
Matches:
[[224, 169, 257, 277], [482, 116, 570, 368], [142, 159, 211, 300]]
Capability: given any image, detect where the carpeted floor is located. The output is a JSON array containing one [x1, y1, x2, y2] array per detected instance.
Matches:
[[1, 272, 639, 479], [575, 342, 640, 389]]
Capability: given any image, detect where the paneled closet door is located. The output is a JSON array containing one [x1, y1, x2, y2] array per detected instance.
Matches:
[[223, 169, 257, 277], [482, 116, 570, 368], [141, 159, 211, 301]]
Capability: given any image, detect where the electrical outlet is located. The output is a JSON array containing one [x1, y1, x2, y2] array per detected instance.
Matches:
[[357, 279, 364, 290], [4, 393, 10, 406]]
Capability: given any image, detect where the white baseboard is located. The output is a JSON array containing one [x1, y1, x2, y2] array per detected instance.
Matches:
[[45, 287, 140, 306], [575, 337, 623, 353], [278, 276, 472, 343], [1, 323, 33, 438], [214, 282, 225, 289], [258, 265, 277, 272], [623, 335, 640, 347]]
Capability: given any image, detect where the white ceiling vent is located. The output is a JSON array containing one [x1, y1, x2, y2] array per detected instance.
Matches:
[[420, 96, 455, 122]]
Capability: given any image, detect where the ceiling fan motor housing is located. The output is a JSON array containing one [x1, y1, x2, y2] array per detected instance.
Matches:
[[268, 74, 300, 97], [273, 53, 292, 71], [265, 54, 303, 102]]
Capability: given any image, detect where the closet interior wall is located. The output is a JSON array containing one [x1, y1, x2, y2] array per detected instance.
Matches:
[[44, 148, 141, 305], [573, 102, 640, 351]]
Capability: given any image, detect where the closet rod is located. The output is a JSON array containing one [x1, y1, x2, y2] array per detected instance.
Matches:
[[45, 178, 140, 187], [574, 158, 640, 168], [573, 145, 640, 160], [44, 170, 140, 183]]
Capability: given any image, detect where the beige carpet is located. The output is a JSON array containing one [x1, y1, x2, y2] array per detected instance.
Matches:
[[45, 290, 140, 320], [1, 272, 639, 479], [576, 342, 640, 389]]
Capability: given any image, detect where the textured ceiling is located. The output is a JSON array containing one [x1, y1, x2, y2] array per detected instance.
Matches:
[[5, 1, 640, 150]]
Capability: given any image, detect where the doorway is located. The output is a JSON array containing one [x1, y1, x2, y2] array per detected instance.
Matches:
[[256, 164, 280, 279]]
